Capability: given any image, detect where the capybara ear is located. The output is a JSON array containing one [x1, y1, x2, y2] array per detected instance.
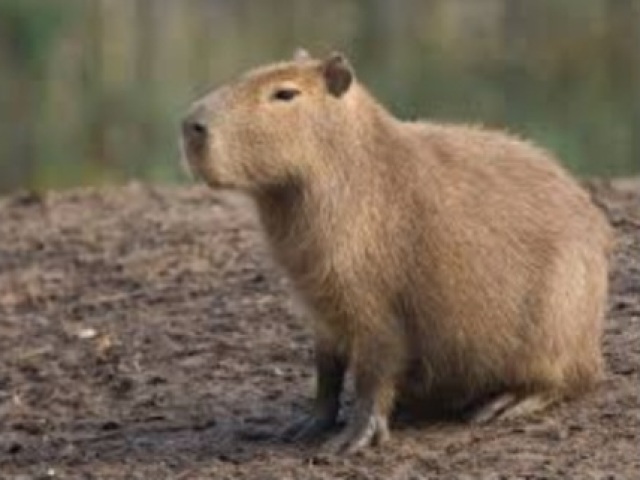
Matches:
[[321, 52, 353, 97], [293, 48, 310, 61]]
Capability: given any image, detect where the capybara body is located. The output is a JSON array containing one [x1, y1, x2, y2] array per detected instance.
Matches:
[[181, 50, 612, 453]]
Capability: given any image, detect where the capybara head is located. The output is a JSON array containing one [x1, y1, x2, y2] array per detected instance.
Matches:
[[181, 50, 358, 191]]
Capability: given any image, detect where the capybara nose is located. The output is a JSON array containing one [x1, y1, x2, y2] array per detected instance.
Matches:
[[181, 116, 208, 146]]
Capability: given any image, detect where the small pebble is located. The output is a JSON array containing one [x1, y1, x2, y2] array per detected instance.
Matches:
[[77, 328, 97, 339]]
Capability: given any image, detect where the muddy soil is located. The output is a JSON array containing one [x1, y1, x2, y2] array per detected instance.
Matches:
[[0, 179, 638, 479]]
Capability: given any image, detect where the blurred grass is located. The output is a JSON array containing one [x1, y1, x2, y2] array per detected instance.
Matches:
[[0, 0, 638, 193]]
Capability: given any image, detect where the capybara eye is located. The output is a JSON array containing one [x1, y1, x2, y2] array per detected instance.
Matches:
[[272, 88, 301, 102]]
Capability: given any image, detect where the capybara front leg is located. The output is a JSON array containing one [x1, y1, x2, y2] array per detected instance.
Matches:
[[322, 332, 400, 454], [282, 337, 346, 442]]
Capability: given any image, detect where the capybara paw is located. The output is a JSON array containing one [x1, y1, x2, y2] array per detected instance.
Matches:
[[280, 413, 337, 443], [321, 414, 390, 455]]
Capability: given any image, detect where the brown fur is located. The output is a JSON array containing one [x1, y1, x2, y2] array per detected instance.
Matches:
[[181, 51, 612, 453]]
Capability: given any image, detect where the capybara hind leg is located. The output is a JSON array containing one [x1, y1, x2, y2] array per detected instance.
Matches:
[[469, 392, 558, 424], [494, 392, 558, 422], [468, 393, 518, 424]]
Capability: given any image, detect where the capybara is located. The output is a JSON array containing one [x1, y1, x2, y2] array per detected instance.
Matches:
[[180, 50, 612, 454]]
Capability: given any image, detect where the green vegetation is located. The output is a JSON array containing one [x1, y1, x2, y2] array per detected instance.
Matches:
[[0, 0, 638, 193]]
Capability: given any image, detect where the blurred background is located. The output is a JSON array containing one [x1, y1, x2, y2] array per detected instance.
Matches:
[[0, 0, 638, 194]]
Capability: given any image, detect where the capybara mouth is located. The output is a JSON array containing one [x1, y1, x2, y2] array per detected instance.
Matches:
[[180, 115, 209, 173], [179, 119, 214, 185], [178, 135, 201, 182]]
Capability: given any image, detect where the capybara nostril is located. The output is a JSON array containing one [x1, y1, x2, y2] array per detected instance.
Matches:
[[181, 118, 208, 144]]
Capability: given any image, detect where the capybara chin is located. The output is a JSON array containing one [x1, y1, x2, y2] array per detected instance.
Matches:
[[180, 49, 612, 454]]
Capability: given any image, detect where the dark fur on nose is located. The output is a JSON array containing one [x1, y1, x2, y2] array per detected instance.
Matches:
[[181, 116, 208, 146]]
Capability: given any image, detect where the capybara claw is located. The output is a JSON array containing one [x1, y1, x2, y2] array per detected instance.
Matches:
[[321, 414, 390, 455]]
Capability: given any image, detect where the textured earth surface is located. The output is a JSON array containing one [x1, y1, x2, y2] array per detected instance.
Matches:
[[0, 179, 638, 479]]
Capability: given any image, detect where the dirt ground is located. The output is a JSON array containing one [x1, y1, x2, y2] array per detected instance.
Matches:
[[0, 179, 638, 479]]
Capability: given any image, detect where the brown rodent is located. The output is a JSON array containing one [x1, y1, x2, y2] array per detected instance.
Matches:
[[180, 50, 612, 454]]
